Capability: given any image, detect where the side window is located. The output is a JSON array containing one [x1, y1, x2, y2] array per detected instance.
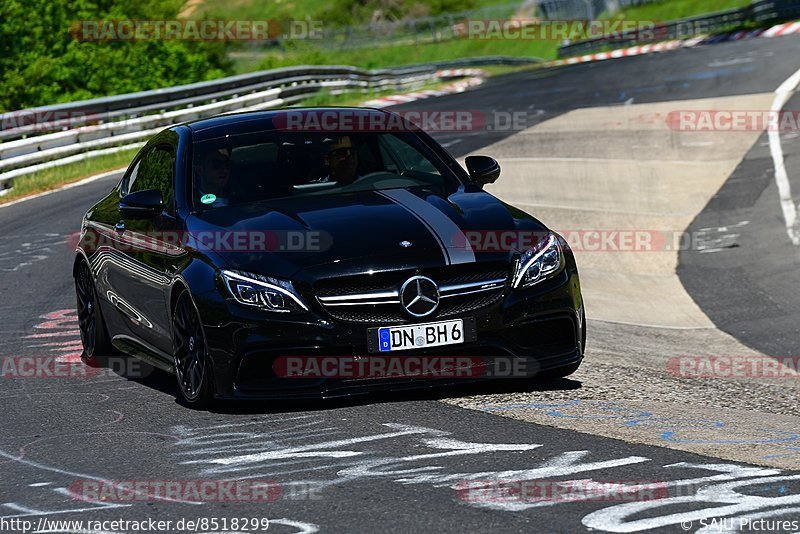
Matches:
[[121, 159, 141, 196], [129, 145, 175, 212]]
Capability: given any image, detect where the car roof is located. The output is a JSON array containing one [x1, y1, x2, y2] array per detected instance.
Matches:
[[181, 106, 398, 142]]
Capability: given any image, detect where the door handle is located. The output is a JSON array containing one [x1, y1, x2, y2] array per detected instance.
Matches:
[[115, 222, 125, 233]]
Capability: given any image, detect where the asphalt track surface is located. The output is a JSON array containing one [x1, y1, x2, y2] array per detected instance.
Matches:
[[2, 35, 800, 533], [679, 91, 800, 357]]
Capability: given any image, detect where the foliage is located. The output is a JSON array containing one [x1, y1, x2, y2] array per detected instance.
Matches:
[[316, 0, 479, 26], [0, 0, 232, 111], [193, 0, 482, 26]]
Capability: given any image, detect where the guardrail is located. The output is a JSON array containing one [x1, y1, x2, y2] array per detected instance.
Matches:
[[427, 56, 544, 68], [0, 56, 542, 191], [0, 65, 444, 189], [557, 0, 800, 57], [0, 65, 436, 143]]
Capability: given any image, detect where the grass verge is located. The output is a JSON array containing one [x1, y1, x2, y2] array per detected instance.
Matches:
[[228, 0, 757, 73], [238, 37, 555, 74], [601, 0, 752, 22], [0, 149, 138, 205]]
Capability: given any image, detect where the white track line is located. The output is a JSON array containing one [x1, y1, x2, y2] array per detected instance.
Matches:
[[769, 67, 800, 245]]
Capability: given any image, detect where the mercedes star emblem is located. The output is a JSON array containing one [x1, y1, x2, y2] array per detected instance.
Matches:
[[399, 275, 440, 317]]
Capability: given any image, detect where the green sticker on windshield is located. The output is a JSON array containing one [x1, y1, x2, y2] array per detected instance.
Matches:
[[200, 193, 216, 205]]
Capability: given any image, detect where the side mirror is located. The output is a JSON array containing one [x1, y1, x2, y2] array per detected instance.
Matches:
[[119, 189, 163, 219], [465, 155, 501, 187]]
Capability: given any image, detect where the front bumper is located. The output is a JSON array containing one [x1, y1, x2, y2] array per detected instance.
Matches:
[[197, 266, 585, 400]]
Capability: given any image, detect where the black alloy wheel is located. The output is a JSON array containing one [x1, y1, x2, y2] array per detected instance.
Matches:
[[75, 260, 112, 363], [173, 291, 213, 407]]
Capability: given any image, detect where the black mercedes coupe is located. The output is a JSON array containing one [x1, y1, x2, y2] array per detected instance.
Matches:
[[73, 107, 585, 407]]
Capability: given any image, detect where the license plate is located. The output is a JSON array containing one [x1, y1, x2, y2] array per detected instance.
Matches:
[[368, 318, 476, 353]]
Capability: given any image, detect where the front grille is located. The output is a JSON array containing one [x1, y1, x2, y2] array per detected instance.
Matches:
[[325, 309, 408, 324], [315, 262, 510, 324], [439, 291, 503, 317], [315, 273, 400, 297]]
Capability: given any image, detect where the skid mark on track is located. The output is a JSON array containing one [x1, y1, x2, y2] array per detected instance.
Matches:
[[0, 437, 320, 532], [0, 447, 202, 506], [0, 233, 66, 273], [171, 418, 645, 486], [24, 310, 82, 363], [168, 418, 800, 533]]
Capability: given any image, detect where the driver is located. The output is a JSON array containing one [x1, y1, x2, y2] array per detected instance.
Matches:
[[318, 135, 360, 186], [196, 148, 239, 207]]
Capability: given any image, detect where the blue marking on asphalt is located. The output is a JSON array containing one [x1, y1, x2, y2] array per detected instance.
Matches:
[[665, 66, 755, 82], [743, 484, 789, 495], [762, 447, 800, 460], [609, 67, 753, 101], [661, 430, 800, 445], [479, 399, 800, 454]]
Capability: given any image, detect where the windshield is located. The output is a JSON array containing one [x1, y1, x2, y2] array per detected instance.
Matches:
[[191, 130, 460, 209]]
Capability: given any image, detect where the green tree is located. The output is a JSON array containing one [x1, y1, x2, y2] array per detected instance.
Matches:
[[0, 0, 232, 111]]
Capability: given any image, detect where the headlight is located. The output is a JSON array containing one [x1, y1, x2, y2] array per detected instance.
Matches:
[[221, 270, 309, 313], [512, 233, 562, 289]]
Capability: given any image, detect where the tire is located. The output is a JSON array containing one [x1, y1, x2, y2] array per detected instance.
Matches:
[[580, 308, 587, 354], [172, 291, 214, 408], [75, 260, 113, 364]]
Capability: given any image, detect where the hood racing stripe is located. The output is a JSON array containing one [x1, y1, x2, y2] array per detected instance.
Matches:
[[377, 189, 475, 265]]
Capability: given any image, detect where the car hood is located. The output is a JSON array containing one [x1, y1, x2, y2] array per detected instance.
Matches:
[[186, 187, 549, 279]]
